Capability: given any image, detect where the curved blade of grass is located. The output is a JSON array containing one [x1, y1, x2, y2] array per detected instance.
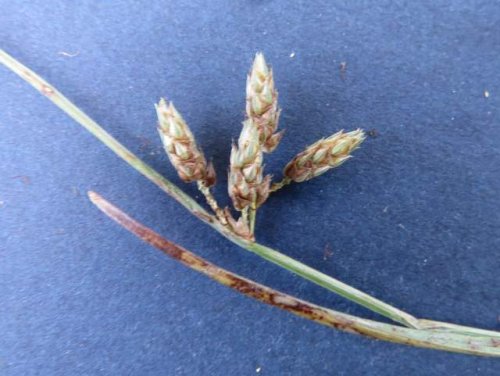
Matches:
[[88, 191, 500, 357]]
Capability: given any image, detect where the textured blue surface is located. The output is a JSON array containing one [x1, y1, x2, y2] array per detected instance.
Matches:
[[1, 1, 499, 375]]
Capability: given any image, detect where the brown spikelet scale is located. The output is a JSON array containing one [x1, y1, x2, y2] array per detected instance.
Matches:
[[223, 208, 253, 240], [284, 129, 366, 183], [246, 53, 283, 153], [228, 120, 271, 210], [156, 99, 215, 186]]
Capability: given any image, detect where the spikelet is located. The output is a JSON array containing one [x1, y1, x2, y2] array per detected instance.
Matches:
[[246, 53, 283, 153], [283, 129, 365, 183], [156, 98, 215, 186], [228, 119, 271, 210]]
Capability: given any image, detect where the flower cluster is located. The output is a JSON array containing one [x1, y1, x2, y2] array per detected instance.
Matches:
[[155, 53, 364, 236]]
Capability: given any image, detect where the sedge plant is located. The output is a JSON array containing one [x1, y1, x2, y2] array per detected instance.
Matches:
[[1, 49, 498, 356]]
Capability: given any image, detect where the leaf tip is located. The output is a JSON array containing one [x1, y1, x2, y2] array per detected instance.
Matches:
[[87, 190, 101, 205]]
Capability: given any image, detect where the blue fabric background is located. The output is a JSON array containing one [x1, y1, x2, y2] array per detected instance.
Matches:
[[1, 1, 499, 375]]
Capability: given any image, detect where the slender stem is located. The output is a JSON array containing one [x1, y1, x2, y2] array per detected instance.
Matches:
[[248, 207, 256, 235], [196, 181, 227, 225], [88, 191, 500, 357], [241, 207, 249, 227], [270, 177, 291, 192], [2, 49, 498, 337]]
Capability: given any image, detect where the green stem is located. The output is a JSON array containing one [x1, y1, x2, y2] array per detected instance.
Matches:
[[89, 191, 500, 357], [248, 207, 256, 235], [270, 177, 291, 192], [241, 206, 249, 227], [196, 181, 227, 225], [2, 49, 498, 339]]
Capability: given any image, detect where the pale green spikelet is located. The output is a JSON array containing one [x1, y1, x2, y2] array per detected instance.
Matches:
[[228, 119, 271, 210], [246, 53, 283, 153], [283, 129, 365, 183], [156, 98, 215, 186]]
